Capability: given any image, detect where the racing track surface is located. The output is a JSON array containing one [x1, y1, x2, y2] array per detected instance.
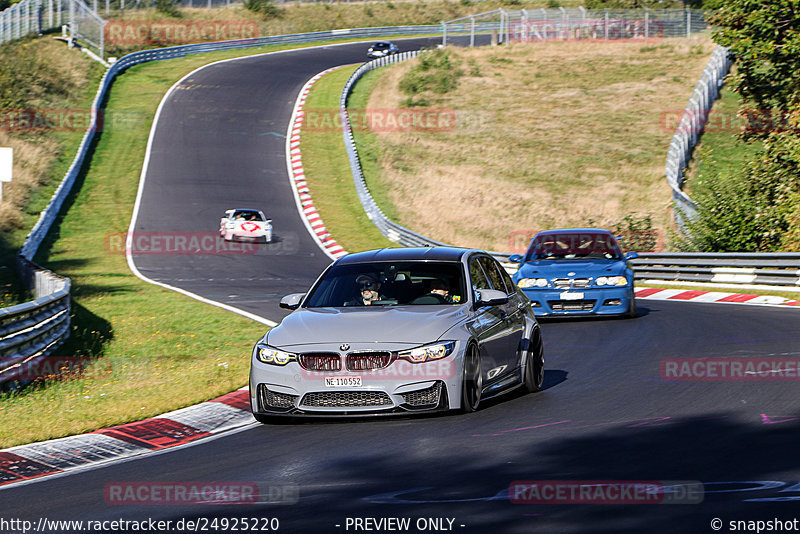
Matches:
[[5, 40, 800, 533]]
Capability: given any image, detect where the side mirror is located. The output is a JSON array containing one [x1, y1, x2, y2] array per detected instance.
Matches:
[[508, 254, 523, 263], [279, 293, 305, 310], [476, 289, 509, 307], [624, 252, 639, 261]]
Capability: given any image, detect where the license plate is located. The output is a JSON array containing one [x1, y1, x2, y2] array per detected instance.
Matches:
[[560, 291, 584, 300], [324, 376, 362, 388]]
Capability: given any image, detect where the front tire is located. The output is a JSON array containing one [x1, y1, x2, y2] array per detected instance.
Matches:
[[626, 295, 637, 319], [523, 331, 544, 393], [461, 344, 482, 413]]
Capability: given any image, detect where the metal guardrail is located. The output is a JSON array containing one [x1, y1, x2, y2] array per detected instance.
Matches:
[[3, 25, 443, 386], [666, 45, 731, 226], [630, 253, 800, 287], [0, 257, 70, 384], [340, 50, 449, 249]]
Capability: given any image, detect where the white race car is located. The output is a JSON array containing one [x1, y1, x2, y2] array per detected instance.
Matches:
[[220, 209, 272, 243]]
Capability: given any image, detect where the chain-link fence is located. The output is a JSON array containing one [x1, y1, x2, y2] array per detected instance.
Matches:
[[442, 8, 709, 46], [1, 0, 106, 56], [667, 45, 731, 227]]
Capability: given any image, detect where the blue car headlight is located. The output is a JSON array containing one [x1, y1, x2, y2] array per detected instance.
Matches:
[[398, 341, 455, 363], [517, 278, 549, 289], [255, 344, 297, 366], [595, 276, 628, 287]]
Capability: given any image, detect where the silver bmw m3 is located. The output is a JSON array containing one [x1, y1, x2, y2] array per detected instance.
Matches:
[[249, 247, 543, 421]]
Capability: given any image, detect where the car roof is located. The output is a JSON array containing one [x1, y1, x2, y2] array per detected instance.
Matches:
[[535, 228, 615, 236], [336, 246, 479, 265]]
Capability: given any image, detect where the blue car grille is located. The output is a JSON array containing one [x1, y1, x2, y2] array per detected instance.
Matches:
[[549, 299, 596, 312], [552, 278, 591, 289]]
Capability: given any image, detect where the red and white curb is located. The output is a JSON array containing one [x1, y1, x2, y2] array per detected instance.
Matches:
[[635, 287, 800, 308], [0, 388, 253, 488], [286, 67, 348, 261]]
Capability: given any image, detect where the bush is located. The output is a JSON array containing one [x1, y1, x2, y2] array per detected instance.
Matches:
[[398, 49, 463, 103], [613, 214, 658, 252], [155, 0, 181, 17], [244, 0, 282, 18]]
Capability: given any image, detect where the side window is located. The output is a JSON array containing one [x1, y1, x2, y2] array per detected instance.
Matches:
[[478, 256, 510, 294], [469, 257, 492, 299]]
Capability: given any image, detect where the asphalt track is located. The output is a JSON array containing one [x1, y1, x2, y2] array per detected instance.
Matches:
[[4, 39, 800, 533]]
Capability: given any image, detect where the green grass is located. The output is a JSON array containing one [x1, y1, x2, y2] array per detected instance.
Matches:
[[683, 74, 763, 195], [300, 66, 396, 252], [0, 39, 399, 449]]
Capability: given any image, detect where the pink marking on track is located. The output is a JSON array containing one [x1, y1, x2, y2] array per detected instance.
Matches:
[[761, 414, 800, 425], [471, 420, 571, 437]]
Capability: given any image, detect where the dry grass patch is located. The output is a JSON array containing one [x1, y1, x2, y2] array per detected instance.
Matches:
[[362, 37, 716, 252]]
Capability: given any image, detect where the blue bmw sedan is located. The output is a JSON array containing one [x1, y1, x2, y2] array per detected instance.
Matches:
[[510, 228, 638, 318]]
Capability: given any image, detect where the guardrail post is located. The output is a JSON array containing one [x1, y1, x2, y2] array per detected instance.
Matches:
[[470, 15, 474, 47], [441, 20, 446, 46]]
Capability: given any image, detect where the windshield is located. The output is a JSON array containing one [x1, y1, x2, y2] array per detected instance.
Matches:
[[524, 232, 623, 261], [373, 42, 390, 49], [233, 210, 264, 221], [304, 261, 466, 307]]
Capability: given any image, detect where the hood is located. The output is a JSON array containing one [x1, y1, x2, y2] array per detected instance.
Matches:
[[517, 259, 628, 279], [267, 306, 470, 348]]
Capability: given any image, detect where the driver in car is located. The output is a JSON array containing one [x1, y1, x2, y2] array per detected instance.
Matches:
[[346, 274, 385, 306]]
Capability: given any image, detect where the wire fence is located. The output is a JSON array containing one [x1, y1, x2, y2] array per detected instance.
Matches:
[[666, 45, 731, 227], [0, 0, 106, 55], [442, 8, 709, 46]]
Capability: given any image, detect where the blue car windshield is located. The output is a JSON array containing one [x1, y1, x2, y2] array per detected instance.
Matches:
[[304, 261, 466, 307], [525, 232, 623, 261]]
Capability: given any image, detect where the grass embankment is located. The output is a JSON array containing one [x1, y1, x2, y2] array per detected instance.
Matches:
[[300, 66, 396, 253], [102, 0, 585, 57], [0, 40, 378, 449], [683, 69, 763, 195], [0, 37, 105, 306], [351, 37, 716, 253]]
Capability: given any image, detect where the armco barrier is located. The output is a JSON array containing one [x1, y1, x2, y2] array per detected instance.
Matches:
[[630, 253, 800, 287], [2, 26, 442, 386], [0, 257, 70, 384]]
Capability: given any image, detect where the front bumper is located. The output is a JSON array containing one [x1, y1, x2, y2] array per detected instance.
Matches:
[[249, 351, 461, 416], [521, 286, 633, 316]]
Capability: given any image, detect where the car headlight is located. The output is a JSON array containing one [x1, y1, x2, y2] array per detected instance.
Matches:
[[595, 276, 628, 287], [398, 341, 455, 363], [517, 278, 549, 289], [255, 344, 297, 366]]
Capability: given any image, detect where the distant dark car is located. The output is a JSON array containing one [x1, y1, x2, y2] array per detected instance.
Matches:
[[249, 247, 543, 420], [510, 228, 638, 318], [367, 41, 399, 59]]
